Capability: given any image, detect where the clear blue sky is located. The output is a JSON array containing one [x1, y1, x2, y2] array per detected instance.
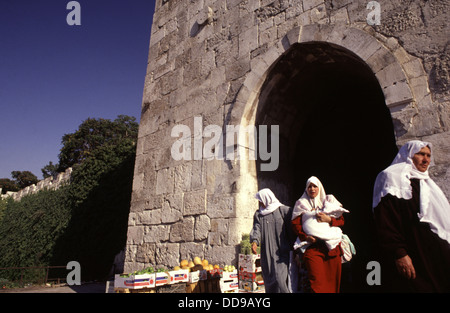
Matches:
[[0, 0, 156, 179]]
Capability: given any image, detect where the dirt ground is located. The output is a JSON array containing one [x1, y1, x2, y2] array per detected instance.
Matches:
[[0, 282, 107, 293]]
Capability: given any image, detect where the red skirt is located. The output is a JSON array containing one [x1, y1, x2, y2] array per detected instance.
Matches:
[[303, 241, 342, 293]]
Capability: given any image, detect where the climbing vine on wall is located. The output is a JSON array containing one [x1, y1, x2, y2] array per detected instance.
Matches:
[[0, 116, 138, 281]]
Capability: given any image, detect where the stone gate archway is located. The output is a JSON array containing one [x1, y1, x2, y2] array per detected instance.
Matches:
[[255, 41, 398, 204], [255, 41, 398, 292], [231, 25, 431, 291]]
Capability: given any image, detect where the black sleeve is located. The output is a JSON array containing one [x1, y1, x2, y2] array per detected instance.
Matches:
[[373, 195, 408, 259]]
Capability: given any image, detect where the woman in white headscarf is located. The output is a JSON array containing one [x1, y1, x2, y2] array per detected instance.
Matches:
[[291, 176, 348, 293], [250, 188, 296, 293], [373, 140, 450, 292]]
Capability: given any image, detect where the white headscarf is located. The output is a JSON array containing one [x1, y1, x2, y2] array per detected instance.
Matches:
[[292, 176, 347, 220], [255, 188, 284, 215], [373, 140, 450, 244], [291, 176, 348, 251]]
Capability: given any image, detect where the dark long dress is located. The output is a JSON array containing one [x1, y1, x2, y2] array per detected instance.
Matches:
[[373, 178, 450, 292], [250, 205, 295, 293]]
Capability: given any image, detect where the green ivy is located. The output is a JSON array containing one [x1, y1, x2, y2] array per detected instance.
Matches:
[[0, 139, 136, 282]]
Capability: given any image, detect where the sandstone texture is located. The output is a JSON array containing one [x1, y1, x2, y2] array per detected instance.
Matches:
[[124, 0, 449, 273]]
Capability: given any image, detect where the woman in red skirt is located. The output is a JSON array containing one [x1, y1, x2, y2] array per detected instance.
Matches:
[[291, 176, 348, 293]]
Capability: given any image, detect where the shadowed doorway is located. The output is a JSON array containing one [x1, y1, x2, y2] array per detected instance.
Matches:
[[255, 42, 398, 292]]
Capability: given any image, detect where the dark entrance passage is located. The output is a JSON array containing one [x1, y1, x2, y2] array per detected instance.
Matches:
[[255, 42, 398, 292]]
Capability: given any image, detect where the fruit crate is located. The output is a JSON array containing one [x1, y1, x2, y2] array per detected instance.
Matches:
[[114, 273, 156, 289], [168, 269, 189, 284], [220, 269, 238, 293], [155, 272, 170, 286], [238, 279, 265, 292], [238, 254, 262, 272]]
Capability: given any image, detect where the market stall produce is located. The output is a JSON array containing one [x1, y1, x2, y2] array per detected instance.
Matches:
[[114, 235, 264, 293]]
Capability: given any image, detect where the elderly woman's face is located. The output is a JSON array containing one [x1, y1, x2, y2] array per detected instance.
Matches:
[[307, 183, 319, 198], [412, 146, 431, 172]]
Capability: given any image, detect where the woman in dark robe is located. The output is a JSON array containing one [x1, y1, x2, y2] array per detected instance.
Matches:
[[372, 140, 450, 292], [250, 188, 295, 293]]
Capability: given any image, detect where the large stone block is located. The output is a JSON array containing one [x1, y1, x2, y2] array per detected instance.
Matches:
[[136, 243, 156, 264], [204, 244, 238, 265], [384, 81, 413, 108], [207, 194, 236, 218], [194, 214, 211, 241], [375, 62, 408, 90], [155, 243, 180, 268], [138, 209, 162, 225], [169, 217, 195, 242], [180, 242, 206, 260], [162, 193, 183, 223], [127, 226, 144, 245], [155, 167, 175, 195], [174, 163, 192, 192], [183, 189, 207, 216], [144, 225, 170, 243], [208, 218, 230, 246]]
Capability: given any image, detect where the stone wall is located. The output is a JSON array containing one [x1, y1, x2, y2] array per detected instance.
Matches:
[[1, 167, 72, 202], [124, 0, 449, 272]]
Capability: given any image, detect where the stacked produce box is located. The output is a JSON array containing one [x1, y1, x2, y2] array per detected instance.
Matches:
[[238, 254, 265, 292], [238, 234, 265, 293], [220, 265, 238, 293], [114, 235, 266, 293], [114, 257, 239, 293], [114, 266, 189, 293]]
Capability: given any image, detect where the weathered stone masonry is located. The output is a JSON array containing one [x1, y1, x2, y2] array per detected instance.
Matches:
[[124, 0, 449, 274], [1, 168, 72, 202]]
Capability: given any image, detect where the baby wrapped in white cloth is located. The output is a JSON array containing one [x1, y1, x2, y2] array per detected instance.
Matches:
[[292, 177, 349, 252]]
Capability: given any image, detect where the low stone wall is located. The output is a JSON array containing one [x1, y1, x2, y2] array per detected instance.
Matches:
[[1, 168, 72, 202]]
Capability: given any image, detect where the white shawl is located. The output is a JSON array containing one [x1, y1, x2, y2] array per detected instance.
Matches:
[[255, 188, 284, 215], [373, 140, 450, 245], [292, 176, 349, 251]]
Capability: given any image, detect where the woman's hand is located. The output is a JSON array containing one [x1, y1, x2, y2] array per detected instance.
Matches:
[[316, 212, 332, 223], [395, 255, 416, 279], [306, 235, 316, 243], [251, 242, 258, 254]]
